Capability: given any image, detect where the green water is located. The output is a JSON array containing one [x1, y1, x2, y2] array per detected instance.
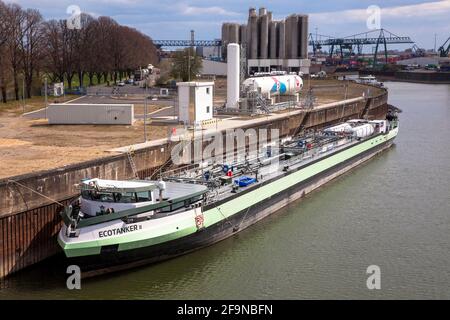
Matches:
[[1, 82, 449, 299]]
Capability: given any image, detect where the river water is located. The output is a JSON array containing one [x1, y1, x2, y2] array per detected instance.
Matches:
[[1, 82, 449, 299]]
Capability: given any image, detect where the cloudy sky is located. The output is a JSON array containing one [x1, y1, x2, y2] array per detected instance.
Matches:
[[6, 0, 450, 50]]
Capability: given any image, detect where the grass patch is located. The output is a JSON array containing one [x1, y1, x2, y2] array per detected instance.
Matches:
[[0, 95, 78, 115]]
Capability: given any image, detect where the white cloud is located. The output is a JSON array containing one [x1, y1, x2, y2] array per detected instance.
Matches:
[[179, 4, 240, 16], [310, 0, 450, 24]]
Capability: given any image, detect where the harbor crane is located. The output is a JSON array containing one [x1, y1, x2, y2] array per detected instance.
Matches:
[[438, 37, 450, 57], [308, 29, 414, 66]]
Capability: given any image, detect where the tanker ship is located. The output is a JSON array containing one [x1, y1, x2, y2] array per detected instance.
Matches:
[[58, 113, 399, 277]]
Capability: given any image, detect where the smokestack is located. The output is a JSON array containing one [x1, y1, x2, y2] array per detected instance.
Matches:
[[226, 43, 240, 109]]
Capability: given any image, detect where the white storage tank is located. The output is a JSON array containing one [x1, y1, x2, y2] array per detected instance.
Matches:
[[242, 75, 303, 96], [226, 43, 240, 109], [324, 123, 353, 134], [351, 124, 375, 138]]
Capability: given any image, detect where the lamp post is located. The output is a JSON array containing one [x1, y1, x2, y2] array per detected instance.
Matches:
[[44, 77, 48, 119], [144, 83, 148, 142], [22, 76, 25, 114]]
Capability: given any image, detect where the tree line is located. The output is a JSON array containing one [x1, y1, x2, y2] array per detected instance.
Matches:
[[0, 1, 158, 103]]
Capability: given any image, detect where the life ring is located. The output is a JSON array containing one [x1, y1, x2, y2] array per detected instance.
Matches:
[[195, 214, 204, 229]]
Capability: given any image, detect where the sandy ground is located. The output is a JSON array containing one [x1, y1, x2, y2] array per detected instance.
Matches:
[[0, 79, 380, 179]]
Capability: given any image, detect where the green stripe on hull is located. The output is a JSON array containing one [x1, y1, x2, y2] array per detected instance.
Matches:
[[61, 128, 398, 257]]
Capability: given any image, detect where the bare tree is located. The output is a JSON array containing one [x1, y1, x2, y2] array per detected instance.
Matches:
[[0, 1, 8, 102], [19, 9, 43, 98], [1, 3, 158, 102], [42, 19, 65, 83], [5, 4, 26, 100]]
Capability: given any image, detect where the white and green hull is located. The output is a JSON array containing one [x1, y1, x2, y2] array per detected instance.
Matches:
[[58, 127, 398, 276]]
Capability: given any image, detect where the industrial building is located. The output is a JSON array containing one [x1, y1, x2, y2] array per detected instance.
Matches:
[[221, 7, 310, 74], [177, 82, 214, 126], [225, 43, 304, 114], [47, 104, 135, 125]]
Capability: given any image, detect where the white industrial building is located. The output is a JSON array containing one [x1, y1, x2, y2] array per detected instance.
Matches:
[[47, 104, 134, 125], [177, 82, 214, 125]]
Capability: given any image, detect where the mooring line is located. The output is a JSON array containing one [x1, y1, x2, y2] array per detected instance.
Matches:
[[7, 179, 65, 207]]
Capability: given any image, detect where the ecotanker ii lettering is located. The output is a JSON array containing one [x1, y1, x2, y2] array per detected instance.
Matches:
[[99, 225, 141, 238]]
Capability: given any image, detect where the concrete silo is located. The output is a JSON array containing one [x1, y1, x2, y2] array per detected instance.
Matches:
[[239, 24, 247, 45], [299, 15, 309, 59], [259, 13, 269, 59], [221, 23, 229, 59], [289, 15, 299, 58], [249, 12, 258, 59], [278, 20, 286, 59], [228, 23, 240, 44], [269, 21, 278, 59]]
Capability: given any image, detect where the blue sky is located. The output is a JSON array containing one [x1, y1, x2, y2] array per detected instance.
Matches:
[[6, 0, 450, 50]]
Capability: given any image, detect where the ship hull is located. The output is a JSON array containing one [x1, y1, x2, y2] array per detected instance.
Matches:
[[65, 129, 398, 277]]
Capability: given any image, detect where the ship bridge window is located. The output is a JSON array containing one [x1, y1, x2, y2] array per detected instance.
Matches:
[[136, 191, 152, 202], [114, 192, 137, 203], [82, 190, 152, 203]]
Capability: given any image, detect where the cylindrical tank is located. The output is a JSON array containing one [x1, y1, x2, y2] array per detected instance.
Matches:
[[239, 24, 247, 45], [299, 15, 309, 59], [228, 23, 239, 44], [243, 75, 303, 96], [227, 43, 240, 109], [221, 23, 229, 59], [250, 14, 258, 59], [352, 124, 375, 138], [289, 15, 299, 58], [269, 21, 278, 59], [324, 123, 353, 134], [247, 9, 255, 59], [278, 20, 286, 59], [259, 7, 267, 16], [259, 14, 269, 59]]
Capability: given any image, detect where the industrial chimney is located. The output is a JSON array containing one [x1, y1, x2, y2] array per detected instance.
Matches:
[[226, 43, 240, 109]]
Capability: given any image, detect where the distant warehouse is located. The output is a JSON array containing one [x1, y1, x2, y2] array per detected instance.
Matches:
[[47, 104, 134, 125]]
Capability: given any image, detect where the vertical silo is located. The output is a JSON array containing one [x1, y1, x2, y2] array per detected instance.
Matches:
[[278, 20, 286, 59], [247, 8, 256, 59], [226, 43, 240, 109], [259, 7, 267, 16], [229, 23, 240, 44], [222, 23, 229, 59], [300, 15, 309, 59], [260, 14, 269, 59], [290, 15, 299, 58], [285, 16, 293, 59], [250, 12, 258, 59], [239, 24, 247, 46], [269, 21, 278, 59]]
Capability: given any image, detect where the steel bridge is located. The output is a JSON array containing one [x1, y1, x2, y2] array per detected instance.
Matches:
[[308, 29, 414, 65], [153, 40, 222, 47]]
